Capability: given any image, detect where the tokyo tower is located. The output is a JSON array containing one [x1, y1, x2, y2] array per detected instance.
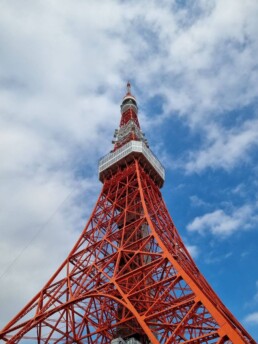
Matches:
[[0, 83, 255, 343]]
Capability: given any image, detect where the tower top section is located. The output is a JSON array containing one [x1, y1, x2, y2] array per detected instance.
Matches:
[[120, 81, 139, 128], [99, 83, 165, 187], [121, 82, 137, 108]]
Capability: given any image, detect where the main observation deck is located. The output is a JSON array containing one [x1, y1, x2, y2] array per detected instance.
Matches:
[[99, 140, 165, 188]]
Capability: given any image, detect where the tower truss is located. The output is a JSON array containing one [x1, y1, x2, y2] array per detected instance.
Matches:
[[0, 83, 255, 343]]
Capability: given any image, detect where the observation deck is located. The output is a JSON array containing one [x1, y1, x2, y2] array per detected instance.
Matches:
[[99, 140, 165, 188]]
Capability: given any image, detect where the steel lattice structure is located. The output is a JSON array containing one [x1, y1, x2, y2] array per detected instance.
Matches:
[[0, 83, 255, 343]]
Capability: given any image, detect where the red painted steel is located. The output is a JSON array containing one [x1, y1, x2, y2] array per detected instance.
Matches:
[[0, 85, 255, 343]]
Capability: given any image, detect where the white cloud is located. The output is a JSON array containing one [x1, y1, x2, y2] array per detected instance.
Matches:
[[130, 0, 258, 173], [137, 0, 258, 120], [185, 244, 199, 259], [0, 168, 99, 327], [184, 119, 258, 172], [0, 0, 132, 329], [0, 0, 258, 334], [190, 195, 209, 207], [187, 204, 256, 236], [244, 312, 258, 325]]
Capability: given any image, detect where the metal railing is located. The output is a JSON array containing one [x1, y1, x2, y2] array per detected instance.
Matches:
[[99, 140, 165, 181], [121, 103, 138, 114]]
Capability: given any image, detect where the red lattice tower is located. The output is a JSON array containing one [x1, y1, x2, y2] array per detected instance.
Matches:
[[0, 83, 255, 343]]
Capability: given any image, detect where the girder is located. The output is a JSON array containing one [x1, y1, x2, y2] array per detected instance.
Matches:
[[0, 84, 255, 343], [0, 160, 254, 343]]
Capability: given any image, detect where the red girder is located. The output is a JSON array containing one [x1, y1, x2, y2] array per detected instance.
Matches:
[[0, 159, 255, 343]]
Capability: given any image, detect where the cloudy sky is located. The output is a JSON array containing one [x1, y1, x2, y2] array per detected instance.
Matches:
[[0, 0, 258, 341]]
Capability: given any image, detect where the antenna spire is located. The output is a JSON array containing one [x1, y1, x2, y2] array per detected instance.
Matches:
[[126, 81, 131, 95]]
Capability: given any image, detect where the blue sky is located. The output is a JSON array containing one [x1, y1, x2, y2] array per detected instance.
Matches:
[[0, 0, 258, 341]]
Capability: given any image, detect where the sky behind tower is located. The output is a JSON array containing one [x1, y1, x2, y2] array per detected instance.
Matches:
[[0, 0, 258, 341]]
